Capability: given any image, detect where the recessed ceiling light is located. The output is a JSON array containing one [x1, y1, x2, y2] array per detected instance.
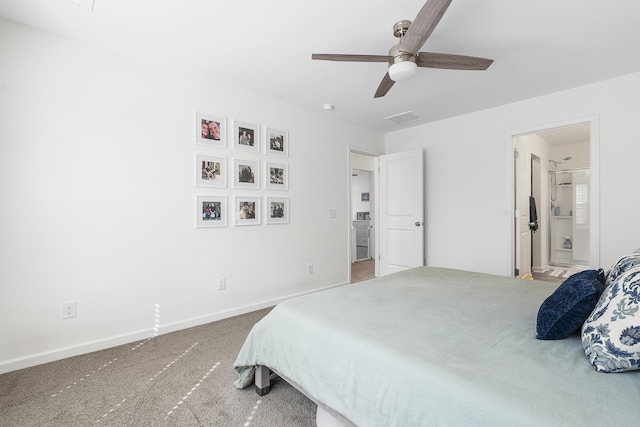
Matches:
[[322, 104, 335, 111]]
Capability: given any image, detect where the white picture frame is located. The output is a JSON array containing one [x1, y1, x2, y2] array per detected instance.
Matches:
[[196, 154, 226, 188], [196, 112, 226, 148], [265, 196, 289, 224], [265, 162, 289, 191], [233, 120, 260, 153], [264, 127, 288, 157], [234, 196, 261, 226], [196, 196, 227, 227], [233, 158, 260, 189]]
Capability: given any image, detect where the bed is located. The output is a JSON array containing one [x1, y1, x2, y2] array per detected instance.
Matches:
[[234, 266, 640, 426]]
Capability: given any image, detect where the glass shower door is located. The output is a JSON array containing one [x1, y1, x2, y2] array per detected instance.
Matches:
[[572, 171, 590, 263], [549, 169, 590, 267]]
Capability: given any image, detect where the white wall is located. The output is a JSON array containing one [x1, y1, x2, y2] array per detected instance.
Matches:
[[0, 18, 384, 373], [551, 142, 590, 170], [386, 71, 640, 276]]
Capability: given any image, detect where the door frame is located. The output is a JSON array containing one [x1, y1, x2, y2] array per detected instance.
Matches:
[[347, 146, 381, 282], [531, 155, 542, 270], [514, 148, 533, 278], [506, 115, 600, 276]]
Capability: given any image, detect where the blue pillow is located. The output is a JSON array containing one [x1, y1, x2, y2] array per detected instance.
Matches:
[[536, 269, 605, 340]]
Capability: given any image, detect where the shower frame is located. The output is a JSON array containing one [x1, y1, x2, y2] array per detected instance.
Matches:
[[548, 167, 590, 269]]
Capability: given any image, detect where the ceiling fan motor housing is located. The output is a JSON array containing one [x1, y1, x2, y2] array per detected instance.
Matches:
[[388, 44, 417, 81], [393, 20, 412, 38]]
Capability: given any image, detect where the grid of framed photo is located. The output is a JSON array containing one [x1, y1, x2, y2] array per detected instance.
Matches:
[[265, 196, 289, 224], [196, 112, 226, 148], [196, 196, 227, 228], [265, 162, 288, 190], [233, 158, 260, 189], [196, 154, 226, 188], [233, 121, 260, 153], [234, 196, 261, 226], [194, 111, 290, 227], [265, 127, 288, 157]]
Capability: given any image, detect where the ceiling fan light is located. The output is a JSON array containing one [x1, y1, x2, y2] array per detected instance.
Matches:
[[388, 61, 417, 82]]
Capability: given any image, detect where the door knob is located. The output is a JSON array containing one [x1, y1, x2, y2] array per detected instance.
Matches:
[[415, 221, 422, 226]]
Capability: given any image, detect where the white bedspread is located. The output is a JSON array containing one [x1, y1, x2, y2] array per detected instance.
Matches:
[[234, 267, 639, 426]]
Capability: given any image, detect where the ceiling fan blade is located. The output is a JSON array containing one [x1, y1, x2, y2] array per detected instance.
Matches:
[[416, 52, 493, 70], [312, 54, 391, 63], [374, 72, 395, 98], [416, 52, 494, 70], [399, 0, 453, 55]]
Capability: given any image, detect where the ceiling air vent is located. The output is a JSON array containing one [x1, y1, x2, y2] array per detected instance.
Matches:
[[384, 111, 423, 125]]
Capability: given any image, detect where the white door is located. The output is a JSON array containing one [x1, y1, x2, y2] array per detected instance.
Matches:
[[515, 149, 532, 277], [379, 149, 424, 276]]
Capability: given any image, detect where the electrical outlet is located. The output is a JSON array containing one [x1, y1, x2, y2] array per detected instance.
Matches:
[[307, 263, 314, 274], [62, 301, 77, 319], [217, 278, 226, 290]]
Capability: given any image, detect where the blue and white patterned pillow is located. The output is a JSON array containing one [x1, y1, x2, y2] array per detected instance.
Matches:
[[581, 266, 640, 372], [606, 249, 640, 286]]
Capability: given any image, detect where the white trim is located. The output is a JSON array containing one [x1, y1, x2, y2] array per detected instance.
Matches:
[[506, 115, 600, 277], [347, 147, 352, 282], [347, 146, 381, 281], [505, 133, 516, 277], [349, 146, 380, 156], [588, 117, 601, 267], [0, 281, 349, 375]]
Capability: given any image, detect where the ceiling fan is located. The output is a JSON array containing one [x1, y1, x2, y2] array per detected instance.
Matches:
[[311, 0, 493, 98]]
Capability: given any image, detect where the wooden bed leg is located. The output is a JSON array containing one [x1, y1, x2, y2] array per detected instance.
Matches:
[[255, 365, 271, 396]]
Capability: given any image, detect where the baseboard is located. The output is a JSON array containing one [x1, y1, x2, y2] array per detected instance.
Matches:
[[159, 280, 347, 335], [0, 328, 153, 375], [0, 281, 348, 375]]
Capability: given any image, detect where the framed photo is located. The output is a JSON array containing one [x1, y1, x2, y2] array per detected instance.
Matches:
[[234, 196, 261, 226], [265, 162, 289, 191], [265, 196, 289, 224], [233, 120, 259, 153], [265, 127, 288, 157], [233, 159, 260, 189], [196, 112, 226, 148], [196, 196, 227, 228], [361, 192, 369, 201], [196, 154, 226, 188]]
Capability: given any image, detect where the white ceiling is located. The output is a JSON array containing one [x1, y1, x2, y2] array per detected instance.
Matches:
[[536, 124, 591, 147], [2, 0, 640, 133]]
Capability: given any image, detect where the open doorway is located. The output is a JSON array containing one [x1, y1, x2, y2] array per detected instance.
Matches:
[[350, 151, 377, 283], [512, 118, 599, 282]]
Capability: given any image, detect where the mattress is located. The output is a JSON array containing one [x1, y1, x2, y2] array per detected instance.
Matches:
[[234, 266, 639, 426]]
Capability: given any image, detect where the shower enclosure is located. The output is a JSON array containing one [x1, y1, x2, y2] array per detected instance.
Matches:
[[549, 164, 590, 267]]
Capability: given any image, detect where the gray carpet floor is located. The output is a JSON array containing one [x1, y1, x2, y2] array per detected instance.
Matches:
[[0, 308, 317, 426]]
